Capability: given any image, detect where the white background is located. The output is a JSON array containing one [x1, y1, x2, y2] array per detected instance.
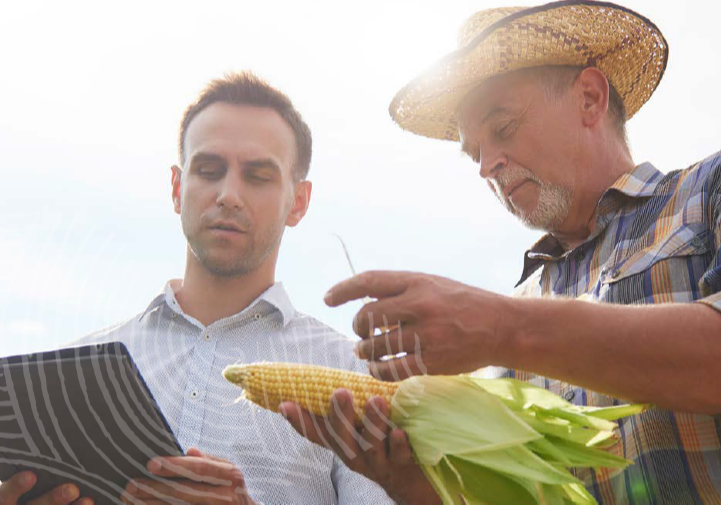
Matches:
[[1, 1, 719, 357]]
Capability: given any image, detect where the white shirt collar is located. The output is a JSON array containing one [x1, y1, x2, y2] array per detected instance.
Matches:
[[138, 280, 296, 328]]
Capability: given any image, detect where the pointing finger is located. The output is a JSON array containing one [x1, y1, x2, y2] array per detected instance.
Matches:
[[325, 271, 410, 307]]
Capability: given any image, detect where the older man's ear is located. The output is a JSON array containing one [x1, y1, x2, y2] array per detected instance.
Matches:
[[575, 67, 611, 129]]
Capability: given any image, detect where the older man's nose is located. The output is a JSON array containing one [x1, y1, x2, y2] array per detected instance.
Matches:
[[479, 154, 506, 179]]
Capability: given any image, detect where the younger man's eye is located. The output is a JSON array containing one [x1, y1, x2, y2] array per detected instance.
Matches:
[[197, 165, 223, 178], [246, 170, 273, 183]]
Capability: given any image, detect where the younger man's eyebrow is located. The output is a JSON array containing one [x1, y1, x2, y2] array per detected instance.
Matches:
[[188, 151, 226, 167], [244, 158, 281, 172]]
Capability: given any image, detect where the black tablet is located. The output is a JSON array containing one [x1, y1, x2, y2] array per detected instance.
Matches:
[[0, 342, 183, 504]]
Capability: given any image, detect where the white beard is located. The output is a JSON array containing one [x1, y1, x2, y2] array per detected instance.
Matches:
[[491, 167, 573, 232]]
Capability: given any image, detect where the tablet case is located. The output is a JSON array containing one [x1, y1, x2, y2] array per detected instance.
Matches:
[[0, 342, 183, 504]]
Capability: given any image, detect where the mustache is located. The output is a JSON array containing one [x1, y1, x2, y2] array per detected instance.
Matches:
[[492, 166, 540, 191], [202, 210, 252, 231]]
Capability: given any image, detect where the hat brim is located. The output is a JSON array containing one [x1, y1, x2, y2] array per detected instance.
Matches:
[[389, 0, 668, 141]]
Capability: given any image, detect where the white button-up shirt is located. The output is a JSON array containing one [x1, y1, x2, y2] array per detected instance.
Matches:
[[75, 282, 395, 504]]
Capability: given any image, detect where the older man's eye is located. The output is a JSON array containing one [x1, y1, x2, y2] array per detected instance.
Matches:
[[496, 121, 517, 140]]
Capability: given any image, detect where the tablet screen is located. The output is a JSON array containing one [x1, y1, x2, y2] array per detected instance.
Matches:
[[0, 342, 183, 504]]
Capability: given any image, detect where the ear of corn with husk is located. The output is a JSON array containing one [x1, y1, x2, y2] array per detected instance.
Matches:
[[223, 362, 649, 505]]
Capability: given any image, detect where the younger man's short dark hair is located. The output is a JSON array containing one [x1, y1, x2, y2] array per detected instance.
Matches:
[[179, 72, 312, 181]]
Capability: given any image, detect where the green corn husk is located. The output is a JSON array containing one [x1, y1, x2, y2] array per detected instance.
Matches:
[[391, 375, 649, 505]]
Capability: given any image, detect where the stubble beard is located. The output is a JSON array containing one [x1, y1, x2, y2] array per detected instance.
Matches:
[[182, 210, 284, 279]]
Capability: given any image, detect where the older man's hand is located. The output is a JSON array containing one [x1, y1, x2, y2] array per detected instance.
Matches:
[[325, 270, 512, 380], [279, 390, 441, 505], [121, 448, 256, 505]]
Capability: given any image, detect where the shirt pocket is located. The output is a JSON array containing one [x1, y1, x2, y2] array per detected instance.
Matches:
[[600, 223, 711, 303]]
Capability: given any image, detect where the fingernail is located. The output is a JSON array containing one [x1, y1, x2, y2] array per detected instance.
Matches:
[[20, 472, 35, 487], [63, 485, 79, 500], [231, 470, 244, 481], [148, 459, 161, 472]]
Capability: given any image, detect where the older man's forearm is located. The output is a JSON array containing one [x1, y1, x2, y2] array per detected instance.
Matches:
[[499, 297, 721, 414]]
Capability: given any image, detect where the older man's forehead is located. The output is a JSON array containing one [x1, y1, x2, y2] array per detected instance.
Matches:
[[460, 71, 541, 121], [458, 92, 514, 129]]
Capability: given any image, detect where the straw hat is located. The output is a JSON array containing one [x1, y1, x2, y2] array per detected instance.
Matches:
[[389, 0, 668, 141]]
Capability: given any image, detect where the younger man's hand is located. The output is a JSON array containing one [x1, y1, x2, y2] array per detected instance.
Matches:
[[280, 390, 441, 505], [121, 447, 257, 505], [0, 471, 93, 505]]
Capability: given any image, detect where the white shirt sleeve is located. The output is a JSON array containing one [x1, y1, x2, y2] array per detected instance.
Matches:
[[331, 453, 397, 504]]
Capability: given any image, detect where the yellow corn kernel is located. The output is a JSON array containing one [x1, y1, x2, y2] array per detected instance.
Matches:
[[223, 362, 398, 422]]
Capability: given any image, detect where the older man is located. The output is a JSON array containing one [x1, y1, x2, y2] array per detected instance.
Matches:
[[281, 2, 721, 504]]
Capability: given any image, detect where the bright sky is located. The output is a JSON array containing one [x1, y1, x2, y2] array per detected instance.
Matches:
[[1, 1, 719, 358]]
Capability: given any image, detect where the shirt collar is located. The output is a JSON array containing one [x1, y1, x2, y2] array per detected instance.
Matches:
[[515, 235, 565, 287], [257, 282, 296, 327], [138, 280, 296, 327], [604, 161, 665, 198], [138, 290, 166, 321], [515, 162, 664, 287]]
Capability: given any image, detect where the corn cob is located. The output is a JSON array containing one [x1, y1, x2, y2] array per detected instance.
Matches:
[[223, 362, 398, 422]]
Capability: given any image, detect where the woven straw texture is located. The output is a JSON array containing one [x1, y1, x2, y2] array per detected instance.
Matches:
[[389, 0, 668, 141]]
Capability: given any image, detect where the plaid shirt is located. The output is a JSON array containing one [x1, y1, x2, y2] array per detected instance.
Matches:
[[505, 151, 721, 505]]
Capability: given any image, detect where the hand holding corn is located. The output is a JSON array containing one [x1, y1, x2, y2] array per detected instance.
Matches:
[[285, 388, 440, 505], [224, 362, 649, 505]]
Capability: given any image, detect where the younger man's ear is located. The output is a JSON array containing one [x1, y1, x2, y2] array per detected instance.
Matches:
[[171, 165, 182, 215], [576, 67, 610, 128], [286, 180, 313, 228]]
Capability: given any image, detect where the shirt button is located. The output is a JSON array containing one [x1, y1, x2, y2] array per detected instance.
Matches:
[[691, 236, 703, 248], [203, 334, 211, 341], [564, 390, 575, 401], [190, 390, 199, 399], [253, 313, 262, 320], [171, 312, 177, 319], [610, 270, 620, 279]]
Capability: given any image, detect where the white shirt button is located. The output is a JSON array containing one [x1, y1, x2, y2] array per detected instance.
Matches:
[[190, 390, 199, 399], [253, 313, 262, 320], [204, 334, 211, 341]]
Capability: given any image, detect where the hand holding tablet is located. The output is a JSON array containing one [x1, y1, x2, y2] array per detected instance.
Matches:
[[0, 343, 182, 504]]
